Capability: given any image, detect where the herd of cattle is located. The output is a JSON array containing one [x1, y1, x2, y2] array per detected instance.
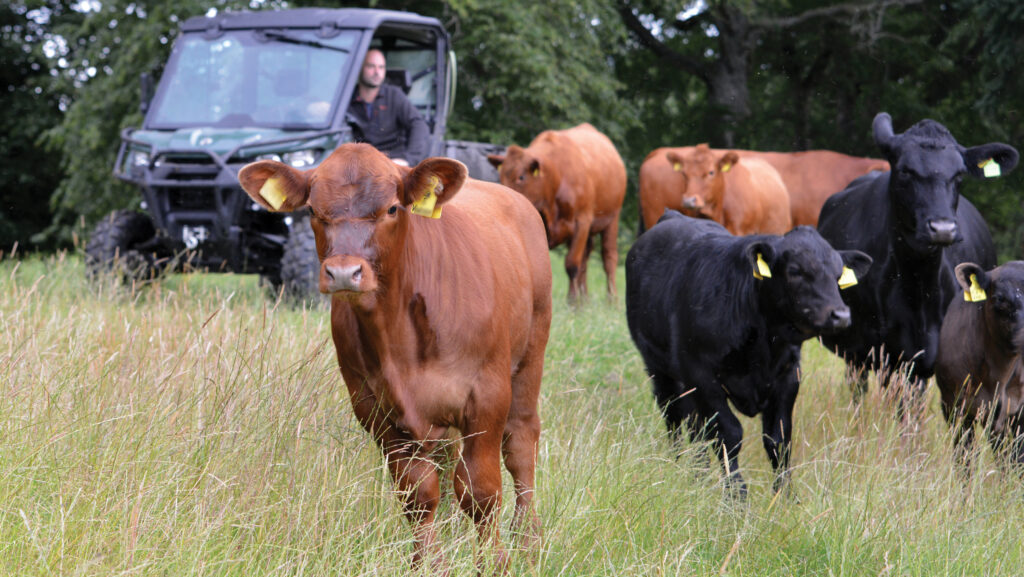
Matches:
[[237, 112, 1023, 568]]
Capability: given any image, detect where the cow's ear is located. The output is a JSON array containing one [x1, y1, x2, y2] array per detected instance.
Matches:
[[745, 242, 776, 280], [839, 252, 872, 291], [717, 152, 739, 174], [527, 158, 541, 178], [238, 160, 309, 212], [486, 154, 505, 169], [963, 143, 1019, 179], [839, 250, 873, 282], [665, 151, 685, 172], [873, 112, 897, 157], [401, 157, 468, 209], [954, 262, 991, 302]]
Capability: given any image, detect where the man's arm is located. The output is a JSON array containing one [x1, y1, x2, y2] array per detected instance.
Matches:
[[394, 91, 429, 165]]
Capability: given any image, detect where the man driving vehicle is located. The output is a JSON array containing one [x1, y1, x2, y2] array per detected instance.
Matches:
[[347, 48, 429, 166]]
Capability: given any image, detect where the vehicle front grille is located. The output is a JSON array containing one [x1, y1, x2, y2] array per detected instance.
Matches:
[[167, 187, 216, 210]]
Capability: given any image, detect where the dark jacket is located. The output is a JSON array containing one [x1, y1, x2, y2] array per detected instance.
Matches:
[[348, 83, 429, 165]]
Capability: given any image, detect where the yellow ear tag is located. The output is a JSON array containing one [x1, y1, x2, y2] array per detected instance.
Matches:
[[532, 167, 540, 177], [838, 266, 858, 289], [259, 177, 287, 210], [753, 253, 772, 280], [980, 158, 1001, 178], [964, 273, 987, 302], [673, 162, 681, 172], [721, 162, 732, 173], [410, 176, 443, 219]]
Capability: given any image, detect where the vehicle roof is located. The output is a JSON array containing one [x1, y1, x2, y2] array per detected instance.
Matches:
[[180, 8, 444, 33]]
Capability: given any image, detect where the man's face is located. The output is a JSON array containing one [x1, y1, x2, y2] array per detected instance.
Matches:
[[360, 50, 386, 89]]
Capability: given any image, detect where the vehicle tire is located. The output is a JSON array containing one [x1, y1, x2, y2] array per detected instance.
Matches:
[[278, 217, 323, 305], [85, 210, 160, 284]]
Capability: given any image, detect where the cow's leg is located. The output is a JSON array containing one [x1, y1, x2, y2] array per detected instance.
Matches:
[[761, 371, 799, 494], [701, 396, 747, 498], [504, 352, 544, 550], [1005, 408, 1024, 470], [650, 371, 698, 448], [600, 215, 620, 300], [564, 218, 593, 304], [846, 361, 870, 403], [944, 403, 977, 475], [383, 437, 446, 572], [579, 235, 594, 298], [455, 416, 507, 569]]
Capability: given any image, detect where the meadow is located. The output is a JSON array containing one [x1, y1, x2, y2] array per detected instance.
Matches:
[[1, 249, 1023, 576]]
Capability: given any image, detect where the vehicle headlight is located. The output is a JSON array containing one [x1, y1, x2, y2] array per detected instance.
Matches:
[[283, 149, 318, 168], [131, 150, 150, 167]]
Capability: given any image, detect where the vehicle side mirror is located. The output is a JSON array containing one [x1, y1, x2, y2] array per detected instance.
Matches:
[[139, 72, 154, 115]]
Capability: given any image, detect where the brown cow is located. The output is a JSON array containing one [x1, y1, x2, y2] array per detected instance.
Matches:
[[638, 146, 888, 231], [736, 149, 890, 227], [936, 261, 1024, 470], [238, 144, 552, 570], [487, 123, 626, 303], [663, 144, 792, 236]]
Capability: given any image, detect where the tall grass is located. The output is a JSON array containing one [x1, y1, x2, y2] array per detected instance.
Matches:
[[1, 250, 1022, 575]]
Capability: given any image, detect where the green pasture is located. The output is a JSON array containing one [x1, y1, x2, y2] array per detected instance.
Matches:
[[0, 249, 1022, 576]]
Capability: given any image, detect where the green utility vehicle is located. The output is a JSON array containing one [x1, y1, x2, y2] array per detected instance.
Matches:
[[90, 8, 500, 299]]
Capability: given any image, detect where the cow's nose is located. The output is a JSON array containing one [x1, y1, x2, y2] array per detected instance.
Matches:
[[682, 196, 699, 209], [324, 263, 363, 292], [830, 308, 851, 329], [928, 219, 957, 244]]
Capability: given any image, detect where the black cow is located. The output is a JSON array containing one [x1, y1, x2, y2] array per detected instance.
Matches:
[[817, 112, 1018, 401], [936, 261, 1024, 469], [625, 211, 872, 495]]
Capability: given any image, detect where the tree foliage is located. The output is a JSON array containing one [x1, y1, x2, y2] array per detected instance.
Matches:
[[0, 1, 68, 251], [4, 0, 1024, 257]]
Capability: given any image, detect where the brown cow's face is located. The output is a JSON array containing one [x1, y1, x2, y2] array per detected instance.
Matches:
[[238, 144, 468, 302], [489, 146, 550, 217], [666, 145, 730, 222]]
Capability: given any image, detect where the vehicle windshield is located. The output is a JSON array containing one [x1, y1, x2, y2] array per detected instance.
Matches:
[[148, 29, 359, 130]]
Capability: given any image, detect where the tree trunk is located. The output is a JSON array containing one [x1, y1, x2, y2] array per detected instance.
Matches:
[[705, 3, 753, 147]]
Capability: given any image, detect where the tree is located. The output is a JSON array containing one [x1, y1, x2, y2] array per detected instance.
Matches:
[[39, 0, 264, 247], [0, 1, 69, 251], [618, 0, 924, 147]]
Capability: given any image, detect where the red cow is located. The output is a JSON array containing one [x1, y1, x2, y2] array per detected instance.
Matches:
[[638, 146, 888, 231], [663, 144, 792, 236], [487, 123, 626, 303], [638, 146, 694, 232], [736, 149, 890, 227], [238, 144, 552, 570]]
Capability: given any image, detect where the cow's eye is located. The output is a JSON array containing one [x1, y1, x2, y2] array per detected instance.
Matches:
[[518, 174, 526, 182], [993, 295, 1015, 312], [388, 205, 399, 216]]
